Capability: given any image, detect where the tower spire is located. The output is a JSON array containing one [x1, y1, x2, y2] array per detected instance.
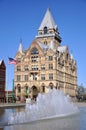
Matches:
[[18, 39, 24, 54], [39, 8, 57, 30], [36, 8, 61, 43]]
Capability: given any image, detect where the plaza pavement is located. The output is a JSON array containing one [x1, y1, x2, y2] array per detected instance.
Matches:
[[74, 102, 86, 107], [0, 103, 25, 108]]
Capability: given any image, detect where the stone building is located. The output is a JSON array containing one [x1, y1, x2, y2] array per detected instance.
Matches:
[[0, 60, 6, 103], [14, 8, 77, 102]]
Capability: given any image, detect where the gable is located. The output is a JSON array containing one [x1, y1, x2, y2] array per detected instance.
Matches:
[[26, 40, 45, 57], [46, 48, 55, 56]]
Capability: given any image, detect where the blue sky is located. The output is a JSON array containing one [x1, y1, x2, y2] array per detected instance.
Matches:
[[0, 0, 86, 90]]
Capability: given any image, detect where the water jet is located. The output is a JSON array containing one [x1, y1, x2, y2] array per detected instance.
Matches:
[[8, 89, 79, 125]]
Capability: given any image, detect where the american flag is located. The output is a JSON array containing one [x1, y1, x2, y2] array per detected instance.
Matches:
[[8, 57, 17, 64]]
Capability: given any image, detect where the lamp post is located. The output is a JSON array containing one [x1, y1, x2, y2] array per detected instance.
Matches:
[[12, 79, 14, 103]]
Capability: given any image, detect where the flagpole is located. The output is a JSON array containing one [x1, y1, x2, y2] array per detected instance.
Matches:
[[8, 57, 17, 103], [6, 82, 8, 104]]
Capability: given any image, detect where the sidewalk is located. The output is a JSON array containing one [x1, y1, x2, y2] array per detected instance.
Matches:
[[74, 102, 86, 107], [0, 103, 25, 108]]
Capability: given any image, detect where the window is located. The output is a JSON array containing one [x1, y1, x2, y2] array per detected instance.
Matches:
[[17, 58, 21, 63], [42, 86, 45, 92], [33, 76, 37, 80], [31, 74, 37, 80], [31, 47, 39, 54], [57, 51, 59, 57], [41, 74, 45, 80], [41, 64, 45, 70], [66, 53, 69, 60], [49, 64, 53, 69], [44, 40, 47, 45], [58, 57, 60, 64], [17, 66, 21, 71], [44, 26, 48, 34], [17, 84, 21, 93], [24, 75, 28, 81], [25, 86, 29, 93], [32, 65, 38, 70], [49, 83, 53, 89], [39, 32, 42, 35], [17, 75, 21, 81], [18, 86, 21, 93], [49, 73, 53, 80], [24, 65, 28, 71], [48, 56, 53, 61], [31, 56, 38, 62]]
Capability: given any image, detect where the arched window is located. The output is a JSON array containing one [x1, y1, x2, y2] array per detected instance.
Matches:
[[25, 86, 30, 94], [18, 87, 21, 92], [49, 82, 53, 89], [17, 84, 21, 93], [44, 26, 48, 34], [66, 53, 69, 60], [31, 47, 39, 54], [26, 86, 28, 91], [44, 40, 47, 45], [42, 86, 45, 92]]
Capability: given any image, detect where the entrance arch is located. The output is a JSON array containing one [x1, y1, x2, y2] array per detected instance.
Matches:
[[31, 86, 38, 101], [49, 82, 54, 89]]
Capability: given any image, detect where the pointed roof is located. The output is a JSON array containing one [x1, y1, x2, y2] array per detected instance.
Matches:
[[37, 40, 56, 52], [39, 8, 57, 30], [18, 39, 24, 54], [37, 41, 49, 51], [58, 46, 67, 53], [0, 60, 2, 65], [0, 60, 6, 68]]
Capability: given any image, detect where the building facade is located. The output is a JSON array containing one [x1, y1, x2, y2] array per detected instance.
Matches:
[[14, 9, 77, 102], [0, 60, 6, 103]]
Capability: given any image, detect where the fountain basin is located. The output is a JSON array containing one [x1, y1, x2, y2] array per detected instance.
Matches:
[[8, 89, 79, 125]]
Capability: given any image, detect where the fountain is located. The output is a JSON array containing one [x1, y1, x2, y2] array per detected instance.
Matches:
[[8, 88, 79, 125]]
